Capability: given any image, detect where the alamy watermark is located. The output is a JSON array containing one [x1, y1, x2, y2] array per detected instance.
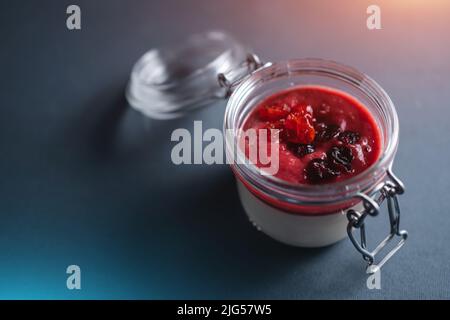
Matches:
[[171, 121, 280, 176], [65, 4, 380, 32], [367, 5, 381, 30], [66, 265, 81, 290], [66, 5, 81, 30], [61, 4, 385, 292], [366, 266, 381, 290]]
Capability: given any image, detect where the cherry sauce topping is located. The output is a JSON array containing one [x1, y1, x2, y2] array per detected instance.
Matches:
[[242, 86, 381, 185]]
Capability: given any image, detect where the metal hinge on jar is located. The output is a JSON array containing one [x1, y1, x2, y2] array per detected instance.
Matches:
[[346, 168, 408, 274], [217, 53, 264, 98]]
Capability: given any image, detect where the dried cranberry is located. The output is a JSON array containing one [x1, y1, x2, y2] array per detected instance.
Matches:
[[304, 158, 340, 183], [315, 123, 341, 142], [287, 142, 315, 157], [327, 146, 353, 172], [338, 131, 361, 144], [284, 111, 315, 144]]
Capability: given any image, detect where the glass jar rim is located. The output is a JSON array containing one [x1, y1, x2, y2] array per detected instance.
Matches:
[[224, 58, 399, 206]]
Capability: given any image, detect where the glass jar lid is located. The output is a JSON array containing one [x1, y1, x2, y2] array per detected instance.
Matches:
[[126, 31, 260, 119]]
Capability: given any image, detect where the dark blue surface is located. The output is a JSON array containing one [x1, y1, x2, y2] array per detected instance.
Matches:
[[1, 0, 449, 299]]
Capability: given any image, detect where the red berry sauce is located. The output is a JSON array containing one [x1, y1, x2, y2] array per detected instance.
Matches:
[[242, 86, 382, 185]]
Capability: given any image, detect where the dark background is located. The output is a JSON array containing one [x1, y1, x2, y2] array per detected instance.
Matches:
[[0, 0, 449, 299]]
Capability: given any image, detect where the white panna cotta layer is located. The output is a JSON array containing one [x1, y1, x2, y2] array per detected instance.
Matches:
[[236, 180, 363, 247]]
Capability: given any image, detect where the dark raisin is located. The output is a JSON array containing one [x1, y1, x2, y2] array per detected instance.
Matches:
[[315, 123, 341, 142], [338, 131, 360, 144], [304, 158, 340, 183], [287, 142, 315, 157], [327, 146, 354, 172]]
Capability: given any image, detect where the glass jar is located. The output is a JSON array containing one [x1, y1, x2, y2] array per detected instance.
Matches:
[[127, 31, 408, 273], [223, 59, 407, 272]]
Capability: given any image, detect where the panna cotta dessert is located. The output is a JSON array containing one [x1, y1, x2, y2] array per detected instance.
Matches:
[[224, 59, 401, 248]]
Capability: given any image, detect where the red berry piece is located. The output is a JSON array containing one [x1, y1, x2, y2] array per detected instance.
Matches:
[[284, 111, 315, 144], [304, 158, 340, 183], [338, 131, 361, 144], [258, 104, 291, 121]]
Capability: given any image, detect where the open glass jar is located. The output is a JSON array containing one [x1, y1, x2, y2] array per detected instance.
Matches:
[[127, 31, 407, 273]]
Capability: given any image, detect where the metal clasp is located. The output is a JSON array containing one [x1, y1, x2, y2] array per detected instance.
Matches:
[[217, 53, 264, 98], [346, 168, 408, 274]]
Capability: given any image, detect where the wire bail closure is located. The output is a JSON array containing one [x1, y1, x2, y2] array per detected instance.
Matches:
[[346, 168, 408, 274]]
